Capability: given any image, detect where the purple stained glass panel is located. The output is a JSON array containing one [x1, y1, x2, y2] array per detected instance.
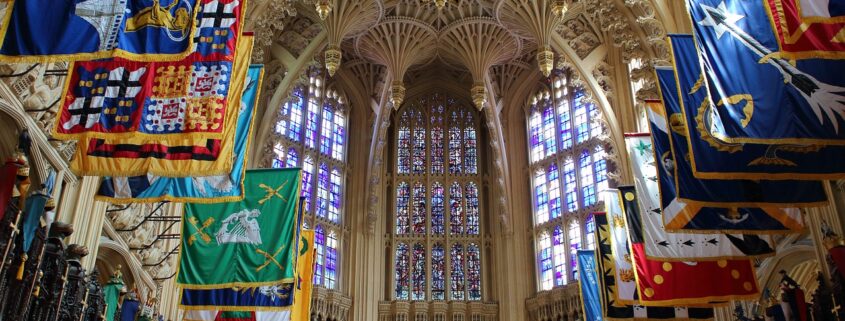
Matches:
[[467, 243, 481, 301], [432, 182, 445, 235], [466, 182, 479, 235], [431, 244, 445, 300], [396, 182, 410, 234], [450, 182, 464, 235], [395, 243, 410, 300], [450, 243, 465, 300], [412, 243, 426, 300], [412, 182, 426, 235]]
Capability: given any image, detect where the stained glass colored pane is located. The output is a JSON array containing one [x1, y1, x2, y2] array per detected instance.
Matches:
[[449, 112, 463, 174], [569, 221, 582, 280], [395, 243, 410, 300], [558, 100, 572, 150], [287, 88, 304, 142], [317, 163, 330, 218], [329, 169, 341, 223], [450, 243, 465, 300], [589, 99, 602, 138], [467, 243, 481, 301], [431, 182, 445, 235], [398, 125, 411, 174], [286, 148, 298, 168], [303, 156, 314, 211], [548, 164, 561, 220], [333, 113, 346, 160], [585, 214, 596, 250], [464, 127, 478, 174], [539, 233, 552, 290], [412, 112, 426, 174], [326, 231, 338, 289], [553, 226, 566, 286], [580, 150, 596, 207], [564, 159, 578, 212], [450, 182, 464, 235], [412, 243, 426, 300], [466, 182, 480, 235], [529, 112, 543, 162], [594, 146, 608, 193], [542, 103, 557, 158], [534, 170, 548, 224], [573, 90, 589, 144], [431, 244, 445, 300], [396, 182, 410, 234], [306, 98, 319, 148], [431, 105, 445, 174], [320, 106, 333, 156], [412, 182, 426, 235], [272, 143, 285, 169], [314, 225, 325, 285]]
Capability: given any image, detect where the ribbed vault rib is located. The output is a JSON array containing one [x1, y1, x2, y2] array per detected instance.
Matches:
[[322, 0, 383, 76], [439, 17, 520, 109], [355, 16, 437, 108]]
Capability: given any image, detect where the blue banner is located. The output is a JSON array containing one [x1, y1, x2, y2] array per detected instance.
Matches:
[[655, 67, 827, 207], [95, 64, 263, 204], [577, 250, 601, 321], [647, 70, 806, 234], [0, 0, 202, 62], [669, 33, 845, 180], [688, 0, 845, 144]]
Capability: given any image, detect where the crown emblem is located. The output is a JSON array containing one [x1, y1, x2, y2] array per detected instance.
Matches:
[[619, 269, 636, 282]]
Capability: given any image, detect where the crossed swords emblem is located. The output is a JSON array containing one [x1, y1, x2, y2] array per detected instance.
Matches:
[[258, 180, 290, 205], [188, 216, 215, 246], [256, 245, 287, 272]]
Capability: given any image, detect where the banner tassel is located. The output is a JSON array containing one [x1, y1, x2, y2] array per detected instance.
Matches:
[[16, 254, 27, 280]]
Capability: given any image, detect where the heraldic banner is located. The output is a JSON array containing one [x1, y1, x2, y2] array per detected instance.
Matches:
[[649, 69, 807, 234], [577, 250, 602, 321], [624, 133, 775, 260], [95, 64, 263, 204], [668, 34, 845, 180], [620, 186, 761, 305], [69, 34, 253, 177], [180, 229, 315, 318], [53, 0, 246, 140], [177, 168, 302, 289], [593, 212, 714, 320], [687, 0, 845, 144], [0, 0, 202, 62]]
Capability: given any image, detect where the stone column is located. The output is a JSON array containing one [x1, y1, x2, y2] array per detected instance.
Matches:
[[59, 176, 108, 270]]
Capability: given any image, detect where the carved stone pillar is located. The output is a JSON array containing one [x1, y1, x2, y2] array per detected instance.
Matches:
[[61, 176, 108, 270]]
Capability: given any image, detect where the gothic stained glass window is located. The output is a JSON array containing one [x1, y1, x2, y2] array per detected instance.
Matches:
[[538, 232, 553, 291], [450, 243, 465, 301], [526, 71, 610, 291], [392, 93, 483, 302], [317, 163, 330, 219], [568, 220, 582, 280], [326, 231, 338, 289], [450, 182, 464, 235], [431, 182, 445, 235], [466, 183, 480, 235], [431, 244, 445, 300], [272, 69, 348, 290], [396, 182, 410, 234], [412, 243, 426, 300], [553, 226, 566, 286], [467, 243, 481, 301], [412, 182, 426, 235], [314, 225, 325, 285], [585, 214, 596, 250], [395, 243, 410, 300]]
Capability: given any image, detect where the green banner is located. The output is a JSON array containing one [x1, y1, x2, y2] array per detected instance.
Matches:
[[178, 169, 302, 288]]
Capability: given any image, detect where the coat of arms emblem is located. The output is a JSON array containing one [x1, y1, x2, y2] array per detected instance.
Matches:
[[216, 209, 262, 245]]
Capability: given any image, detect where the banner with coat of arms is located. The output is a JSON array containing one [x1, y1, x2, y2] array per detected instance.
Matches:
[[177, 169, 302, 289], [69, 34, 252, 177], [52, 0, 245, 140], [95, 64, 263, 204], [0, 0, 203, 62]]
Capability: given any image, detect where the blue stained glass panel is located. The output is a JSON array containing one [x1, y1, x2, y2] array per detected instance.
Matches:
[[432, 182, 445, 235], [395, 243, 410, 300], [314, 225, 325, 285], [431, 244, 445, 300], [450, 243, 465, 300], [412, 182, 426, 235], [412, 243, 426, 300], [396, 182, 410, 234], [450, 182, 464, 235], [466, 182, 479, 235], [467, 243, 481, 301]]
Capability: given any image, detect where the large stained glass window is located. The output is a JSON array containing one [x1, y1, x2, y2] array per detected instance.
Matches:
[[272, 68, 347, 290], [391, 93, 484, 302], [527, 71, 611, 291]]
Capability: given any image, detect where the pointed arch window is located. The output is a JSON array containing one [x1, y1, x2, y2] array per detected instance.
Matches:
[[272, 68, 347, 290], [390, 93, 485, 302], [526, 71, 611, 291]]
